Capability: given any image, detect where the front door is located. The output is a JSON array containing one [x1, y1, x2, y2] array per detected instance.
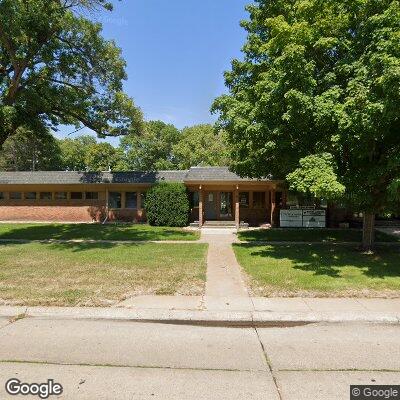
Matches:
[[205, 192, 217, 220], [220, 192, 233, 220]]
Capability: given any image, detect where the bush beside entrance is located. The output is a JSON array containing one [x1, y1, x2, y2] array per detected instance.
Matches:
[[145, 183, 190, 227]]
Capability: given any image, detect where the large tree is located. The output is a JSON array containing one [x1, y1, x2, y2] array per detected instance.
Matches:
[[173, 124, 230, 169], [58, 135, 97, 171], [0, 127, 62, 171], [212, 0, 400, 250], [120, 121, 180, 171], [0, 0, 142, 147]]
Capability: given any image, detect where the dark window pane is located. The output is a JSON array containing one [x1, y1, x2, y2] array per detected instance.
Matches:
[[10, 192, 22, 200], [85, 192, 99, 200], [25, 192, 37, 200], [55, 192, 67, 200], [0, 192, 4, 200], [239, 192, 249, 208], [71, 192, 83, 200], [253, 192, 266, 208], [126, 192, 137, 209], [189, 191, 199, 208], [109, 192, 121, 209], [40, 192, 52, 200]]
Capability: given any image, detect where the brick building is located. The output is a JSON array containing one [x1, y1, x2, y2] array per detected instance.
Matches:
[[0, 167, 287, 228]]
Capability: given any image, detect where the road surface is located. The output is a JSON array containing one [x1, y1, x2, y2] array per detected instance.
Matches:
[[0, 317, 399, 399]]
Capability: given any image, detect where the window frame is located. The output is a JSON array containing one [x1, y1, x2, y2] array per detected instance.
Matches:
[[9, 192, 22, 200], [55, 192, 68, 201], [39, 192, 52, 200], [85, 192, 99, 200], [24, 192, 37, 200], [70, 192, 83, 200], [108, 192, 122, 209]]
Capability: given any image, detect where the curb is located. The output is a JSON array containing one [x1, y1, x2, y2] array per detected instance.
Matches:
[[1, 306, 399, 326]]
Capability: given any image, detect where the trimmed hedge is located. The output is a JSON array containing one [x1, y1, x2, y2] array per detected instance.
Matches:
[[145, 183, 190, 227]]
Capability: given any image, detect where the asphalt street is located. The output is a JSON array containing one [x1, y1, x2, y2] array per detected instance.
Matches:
[[0, 317, 399, 399]]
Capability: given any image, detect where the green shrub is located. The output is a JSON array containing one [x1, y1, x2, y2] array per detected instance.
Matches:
[[145, 183, 190, 227]]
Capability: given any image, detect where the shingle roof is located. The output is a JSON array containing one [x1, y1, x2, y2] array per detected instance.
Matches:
[[0, 167, 271, 185], [184, 167, 270, 182], [0, 171, 188, 185]]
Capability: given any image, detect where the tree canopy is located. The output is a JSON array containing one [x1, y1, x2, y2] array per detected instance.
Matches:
[[120, 120, 180, 171], [0, 126, 62, 171], [212, 0, 400, 248], [173, 124, 230, 169], [0, 0, 143, 147]]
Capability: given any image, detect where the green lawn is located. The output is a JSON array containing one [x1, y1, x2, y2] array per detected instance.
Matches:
[[0, 223, 199, 241], [238, 228, 399, 243], [234, 244, 400, 297], [0, 242, 207, 306]]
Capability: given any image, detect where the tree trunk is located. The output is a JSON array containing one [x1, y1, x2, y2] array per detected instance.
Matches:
[[362, 213, 375, 251]]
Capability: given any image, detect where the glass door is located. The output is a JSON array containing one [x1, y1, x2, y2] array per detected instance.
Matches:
[[220, 192, 233, 219]]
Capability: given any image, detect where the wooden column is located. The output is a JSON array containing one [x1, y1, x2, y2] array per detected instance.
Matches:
[[270, 190, 276, 227], [137, 191, 142, 222], [105, 188, 109, 223], [199, 186, 204, 227], [235, 186, 240, 230]]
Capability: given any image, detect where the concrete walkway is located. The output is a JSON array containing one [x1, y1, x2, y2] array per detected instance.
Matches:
[[201, 228, 254, 311]]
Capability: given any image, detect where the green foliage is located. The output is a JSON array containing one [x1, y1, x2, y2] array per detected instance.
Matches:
[[58, 136, 97, 171], [0, 0, 143, 147], [0, 127, 62, 171], [287, 153, 345, 199], [173, 125, 230, 169], [120, 121, 180, 171], [120, 122, 231, 171], [145, 183, 190, 227], [212, 0, 400, 216], [58, 135, 124, 171]]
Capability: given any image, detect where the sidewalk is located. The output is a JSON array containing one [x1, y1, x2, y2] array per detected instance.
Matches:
[[1, 297, 399, 325]]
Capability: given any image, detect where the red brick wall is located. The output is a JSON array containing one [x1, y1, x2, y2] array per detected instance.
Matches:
[[0, 205, 102, 222]]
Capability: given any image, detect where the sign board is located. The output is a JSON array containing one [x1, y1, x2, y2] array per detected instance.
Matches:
[[280, 209, 326, 228], [280, 209, 303, 227]]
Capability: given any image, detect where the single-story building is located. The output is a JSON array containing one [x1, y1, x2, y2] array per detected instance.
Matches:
[[0, 167, 287, 227]]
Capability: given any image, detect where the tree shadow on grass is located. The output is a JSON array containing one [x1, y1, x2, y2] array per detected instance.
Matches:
[[240, 244, 400, 279], [0, 223, 195, 241]]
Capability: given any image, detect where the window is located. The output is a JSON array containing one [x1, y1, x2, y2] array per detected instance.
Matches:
[[239, 192, 249, 208], [253, 192, 266, 208], [55, 192, 67, 200], [125, 192, 137, 209], [70, 192, 83, 200], [40, 192, 52, 200], [0, 192, 4, 200], [25, 192, 37, 200], [108, 192, 121, 209], [9, 192, 22, 200], [189, 191, 199, 208], [85, 192, 99, 200]]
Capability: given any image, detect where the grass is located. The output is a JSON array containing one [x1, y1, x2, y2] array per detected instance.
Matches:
[[0, 242, 208, 306], [0, 223, 199, 241], [234, 243, 400, 297], [238, 228, 399, 243]]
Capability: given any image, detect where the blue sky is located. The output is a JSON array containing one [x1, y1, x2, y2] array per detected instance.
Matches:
[[55, 0, 249, 146]]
